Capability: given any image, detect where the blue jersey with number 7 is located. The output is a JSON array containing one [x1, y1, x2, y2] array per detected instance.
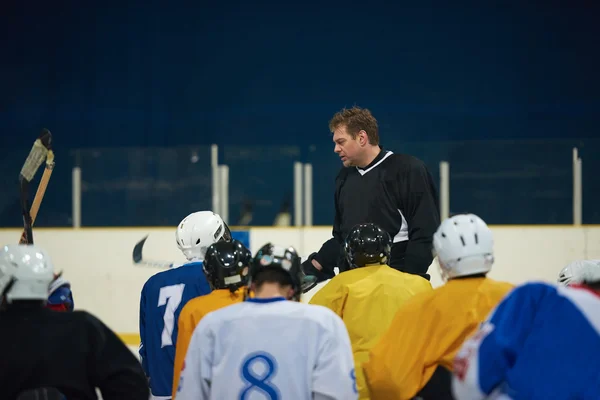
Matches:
[[139, 262, 211, 398]]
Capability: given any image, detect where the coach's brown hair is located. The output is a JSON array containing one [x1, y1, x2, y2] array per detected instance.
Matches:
[[329, 106, 379, 145]]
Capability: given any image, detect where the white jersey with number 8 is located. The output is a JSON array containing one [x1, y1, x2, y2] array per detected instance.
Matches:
[[176, 297, 357, 400]]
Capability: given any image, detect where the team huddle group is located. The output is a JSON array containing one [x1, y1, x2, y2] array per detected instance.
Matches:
[[0, 210, 599, 400]]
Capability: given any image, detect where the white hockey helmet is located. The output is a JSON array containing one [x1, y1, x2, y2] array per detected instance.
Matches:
[[0, 244, 54, 303], [176, 211, 232, 261], [433, 213, 494, 281], [558, 260, 600, 286]]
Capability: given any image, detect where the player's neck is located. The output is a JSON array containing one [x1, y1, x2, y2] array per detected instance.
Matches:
[[357, 146, 382, 168], [254, 283, 289, 300]]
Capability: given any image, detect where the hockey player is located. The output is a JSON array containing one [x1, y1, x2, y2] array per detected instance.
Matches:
[[0, 243, 149, 400], [139, 211, 231, 400], [172, 239, 252, 398], [176, 243, 357, 400], [557, 259, 600, 286], [452, 266, 600, 399], [363, 213, 514, 400], [309, 223, 432, 399], [46, 273, 74, 312]]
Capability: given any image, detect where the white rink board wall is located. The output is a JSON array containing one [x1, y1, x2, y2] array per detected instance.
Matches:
[[0, 226, 598, 339]]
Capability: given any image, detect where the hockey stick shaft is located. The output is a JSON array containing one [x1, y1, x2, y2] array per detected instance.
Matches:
[[138, 259, 176, 269], [30, 152, 55, 223]]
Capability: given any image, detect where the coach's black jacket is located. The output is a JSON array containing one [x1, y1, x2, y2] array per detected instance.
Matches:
[[305, 149, 440, 281]]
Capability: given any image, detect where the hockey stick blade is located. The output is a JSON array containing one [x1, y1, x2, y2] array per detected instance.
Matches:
[[20, 129, 52, 182], [132, 235, 174, 269], [132, 235, 149, 263]]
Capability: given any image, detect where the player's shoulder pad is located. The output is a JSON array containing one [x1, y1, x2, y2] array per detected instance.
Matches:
[[500, 281, 555, 307], [411, 273, 434, 290], [512, 280, 556, 294], [326, 269, 353, 284], [72, 309, 104, 325], [142, 270, 161, 286], [141, 273, 160, 293], [401, 281, 442, 310], [180, 294, 208, 316], [309, 275, 344, 301], [53, 309, 108, 333], [195, 301, 246, 337], [201, 300, 244, 325], [404, 283, 436, 308], [190, 306, 217, 334], [142, 265, 185, 288], [301, 303, 345, 329]]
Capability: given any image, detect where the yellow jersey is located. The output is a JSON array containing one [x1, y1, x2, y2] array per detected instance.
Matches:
[[363, 277, 514, 400], [309, 264, 432, 399], [172, 288, 244, 399]]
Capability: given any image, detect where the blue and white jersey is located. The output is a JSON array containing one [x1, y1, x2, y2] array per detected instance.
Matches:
[[139, 262, 212, 399], [176, 297, 357, 400], [452, 282, 600, 400]]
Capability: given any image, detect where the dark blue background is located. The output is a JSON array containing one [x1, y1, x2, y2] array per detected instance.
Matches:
[[1, 1, 599, 227]]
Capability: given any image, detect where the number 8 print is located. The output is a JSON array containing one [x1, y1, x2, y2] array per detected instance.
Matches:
[[350, 368, 357, 394], [239, 352, 280, 400]]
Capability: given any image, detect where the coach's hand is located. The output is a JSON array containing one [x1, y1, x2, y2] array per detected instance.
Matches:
[[301, 253, 332, 283], [311, 259, 322, 271]]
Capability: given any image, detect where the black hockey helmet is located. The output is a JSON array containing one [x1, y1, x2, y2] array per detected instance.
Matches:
[[250, 243, 317, 301], [344, 223, 391, 269], [203, 239, 252, 292]]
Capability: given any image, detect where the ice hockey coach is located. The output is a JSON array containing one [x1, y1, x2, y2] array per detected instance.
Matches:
[[302, 106, 440, 282]]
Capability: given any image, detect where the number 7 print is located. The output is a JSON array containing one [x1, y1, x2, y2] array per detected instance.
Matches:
[[158, 284, 185, 348]]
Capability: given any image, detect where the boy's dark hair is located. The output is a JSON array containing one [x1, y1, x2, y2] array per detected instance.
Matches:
[[253, 268, 293, 291]]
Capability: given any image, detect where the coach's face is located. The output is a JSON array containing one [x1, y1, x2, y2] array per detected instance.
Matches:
[[333, 125, 367, 167]]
